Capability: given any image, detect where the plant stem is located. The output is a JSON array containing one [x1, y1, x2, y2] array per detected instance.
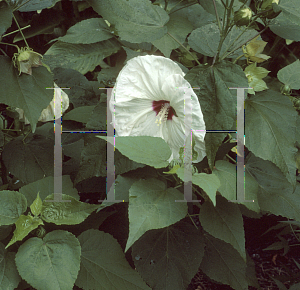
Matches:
[[221, 26, 268, 60], [14, 0, 31, 11], [214, 0, 235, 64], [220, 0, 226, 8], [212, 0, 222, 33], [0, 42, 19, 49], [226, 153, 236, 163], [13, 14, 29, 47], [220, 13, 262, 60], [0, 48, 8, 56], [167, 32, 201, 65], [169, 1, 198, 15], [164, 0, 168, 10], [188, 213, 198, 229], [2, 25, 31, 38], [0, 158, 8, 185], [233, 54, 244, 64], [168, 0, 184, 13], [22, 130, 31, 144]]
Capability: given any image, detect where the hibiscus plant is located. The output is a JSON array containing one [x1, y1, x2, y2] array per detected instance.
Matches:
[[0, 0, 299, 289]]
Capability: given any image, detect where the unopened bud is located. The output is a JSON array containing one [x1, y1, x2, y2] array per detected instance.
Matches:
[[281, 84, 291, 95], [234, 7, 252, 26], [261, 0, 281, 19]]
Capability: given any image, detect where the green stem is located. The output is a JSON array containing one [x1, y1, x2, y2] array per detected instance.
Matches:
[[220, 0, 226, 8], [220, 14, 261, 60], [188, 213, 198, 230], [22, 130, 31, 144], [226, 153, 236, 163], [0, 48, 8, 56], [2, 25, 31, 38], [212, 0, 222, 32], [167, 32, 201, 65], [221, 26, 268, 60], [168, 0, 184, 13], [0, 158, 8, 185], [233, 54, 244, 64], [13, 14, 29, 47], [169, 1, 198, 15], [13, 0, 31, 11], [214, 0, 235, 63], [164, 0, 168, 10], [0, 42, 19, 49]]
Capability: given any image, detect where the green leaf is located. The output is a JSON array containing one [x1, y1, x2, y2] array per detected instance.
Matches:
[[15, 230, 81, 290], [277, 59, 300, 90], [30, 192, 43, 216], [13, 10, 64, 42], [188, 23, 258, 58], [0, 191, 27, 226], [276, 0, 300, 25], [176, 167, 220, 206], [185, 61, 248, 169], [41, 194, 99, 225], [269, 0, 300, 41], [126, 178, 188, 252], [98, 136, 172, 168], [63, 105, 95, 123], [246, 154, 300, 221], [200, 234, 248, 290], [191, 173, 220, 206], [152, 15, 193, 58], [198, 0, 247, 18], [198, 0, 228, 17], [75, 229, 151, 290], [213, 160, 260, 213], [5, 0, 60, 12], [114, 174, 140, 202], [75, 134, 145, 185], [19, 175, 79, 207], [0, 1, 12, 38], [245, 90, 297, 186], [132, 219, 205, 290], [199, 195, 246, 261], [172, 4, 215, 29], [5, 215, 44, 249], [97, 65, 119, 86], [43, 39, 121, 74], [188, 24, 220, 57], [54, 18, 113, 44], [86, 0, 169, 43], [270, 16, 300, 41], [290, 283, 300, 290], [0, 242, 21, 289], [0, 57, 53, 133], [220, 26, 258, 59], [2, 134, 54, 184], [85, 101, 107, 130]]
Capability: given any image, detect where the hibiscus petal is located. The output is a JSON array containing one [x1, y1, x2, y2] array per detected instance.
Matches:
[[110, 55, 206, 163]]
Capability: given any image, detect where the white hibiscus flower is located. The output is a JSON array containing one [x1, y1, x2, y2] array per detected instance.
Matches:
[[109, 55, 206, 163]]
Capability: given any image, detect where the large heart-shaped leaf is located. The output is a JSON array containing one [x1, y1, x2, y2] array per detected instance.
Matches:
[[15, 230, 81, 290], [75, 229, 151, 290], [126, 178, 187, 252]]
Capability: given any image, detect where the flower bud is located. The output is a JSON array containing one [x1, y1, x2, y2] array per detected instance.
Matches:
[[17, 50, 31, 62], [261, 0, 281, 19], [234, 7, 252, 26], [280, 84, 291, 95]]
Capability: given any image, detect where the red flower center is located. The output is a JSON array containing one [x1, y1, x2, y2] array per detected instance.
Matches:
[[152, 100, 176, 124]]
